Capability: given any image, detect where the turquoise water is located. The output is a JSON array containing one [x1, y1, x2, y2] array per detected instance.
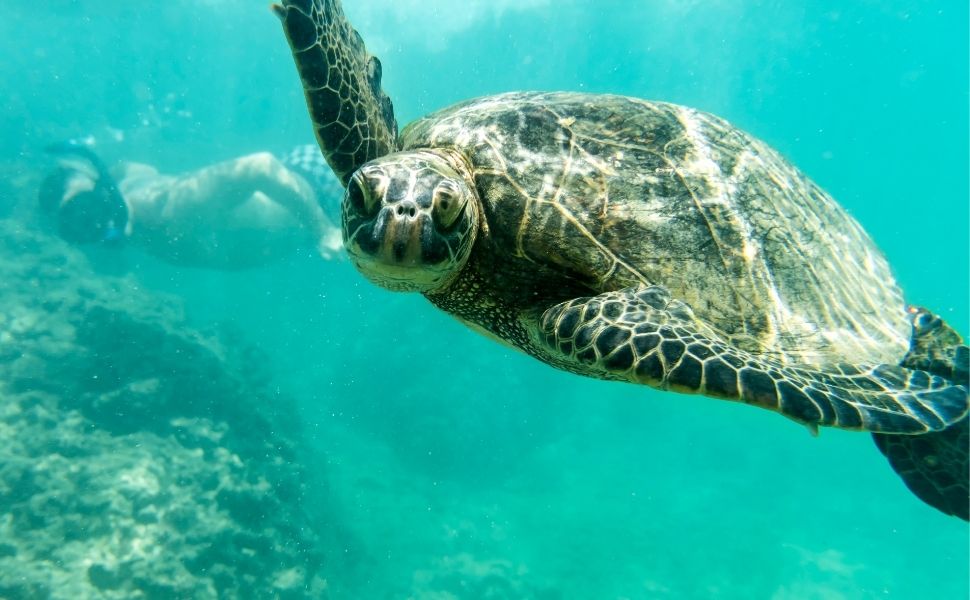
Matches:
[[2, 1, 967, 598]]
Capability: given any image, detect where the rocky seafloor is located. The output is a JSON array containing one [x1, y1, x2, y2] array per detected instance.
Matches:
[[0, 220, 331, 598]]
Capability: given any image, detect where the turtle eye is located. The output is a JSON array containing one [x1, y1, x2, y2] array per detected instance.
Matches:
[[347, 175, 377, 215], [433, 181, 462, 229]]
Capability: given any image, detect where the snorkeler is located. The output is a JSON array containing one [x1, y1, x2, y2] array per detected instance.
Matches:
[[38, 141, 344, 269]]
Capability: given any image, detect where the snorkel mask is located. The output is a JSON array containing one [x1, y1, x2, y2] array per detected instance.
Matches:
[[40, 141, 129, 246]]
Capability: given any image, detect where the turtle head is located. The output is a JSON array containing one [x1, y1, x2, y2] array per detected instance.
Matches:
[[343, 150, 481, 293]]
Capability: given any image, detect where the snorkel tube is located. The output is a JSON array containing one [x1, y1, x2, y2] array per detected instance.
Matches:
[[43, 140, 129, 245]]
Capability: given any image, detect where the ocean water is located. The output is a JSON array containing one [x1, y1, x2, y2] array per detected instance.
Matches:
[[1, 1, 967, 598]]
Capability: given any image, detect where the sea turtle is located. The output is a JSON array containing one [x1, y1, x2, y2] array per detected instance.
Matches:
[[274, 0, 969, 519]]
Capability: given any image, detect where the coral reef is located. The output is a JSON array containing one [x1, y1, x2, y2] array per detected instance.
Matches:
[[0, 221, 328, 598], [409, 553, 560, 600]]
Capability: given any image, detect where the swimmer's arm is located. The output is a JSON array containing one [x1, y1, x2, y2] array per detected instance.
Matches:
[[166, 152, 341, 257]]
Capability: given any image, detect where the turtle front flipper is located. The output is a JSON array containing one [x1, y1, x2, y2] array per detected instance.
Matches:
[[274, 0, 398, 184], [537, 286, 968, 435], [873, 309, 969, 520]]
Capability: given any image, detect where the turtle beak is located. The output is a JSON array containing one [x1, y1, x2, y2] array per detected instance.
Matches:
[[372, 200, 429, 266]]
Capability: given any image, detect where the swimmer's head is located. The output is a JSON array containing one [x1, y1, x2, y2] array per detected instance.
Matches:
[[39, 144, 129, 246]]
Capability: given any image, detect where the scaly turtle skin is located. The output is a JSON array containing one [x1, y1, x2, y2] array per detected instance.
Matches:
[[874, 309, 969, 519], [275, 0, 968, 518]]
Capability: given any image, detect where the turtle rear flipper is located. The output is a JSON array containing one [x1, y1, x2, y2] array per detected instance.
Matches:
[[274, 0, 398, 184], [536, 286, 968, 434], [873, 308, 969, 520]]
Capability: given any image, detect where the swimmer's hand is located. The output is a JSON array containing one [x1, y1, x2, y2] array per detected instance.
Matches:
[[317, 225, 345, 260]]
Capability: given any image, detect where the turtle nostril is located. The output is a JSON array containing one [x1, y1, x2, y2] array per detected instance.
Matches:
[[394, 201, 418, 219]]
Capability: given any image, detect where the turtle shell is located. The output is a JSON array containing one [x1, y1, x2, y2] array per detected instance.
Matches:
[[401, 91, 909, 367]]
